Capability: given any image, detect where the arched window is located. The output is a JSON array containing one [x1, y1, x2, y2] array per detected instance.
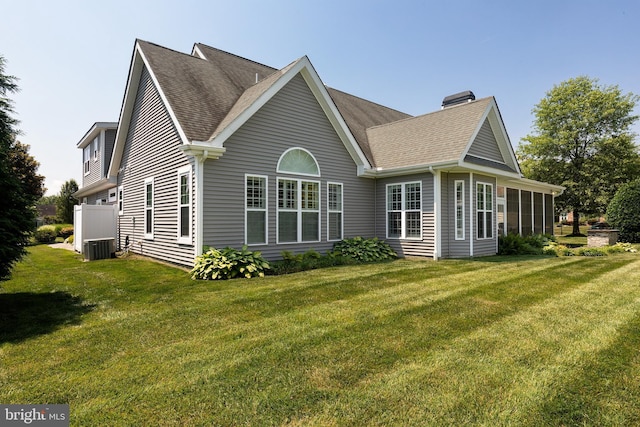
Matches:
[[277, 148, 320, 177]]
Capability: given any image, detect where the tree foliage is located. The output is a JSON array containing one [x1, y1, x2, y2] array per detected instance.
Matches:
[[0, 55, 46, 280], [606, 178, 640, 243], [518, 76, 640, 235], [56, 179, 78, 224]]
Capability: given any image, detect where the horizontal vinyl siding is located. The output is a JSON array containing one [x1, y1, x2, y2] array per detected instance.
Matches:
[[375, 173, 435, 258], [117, 66, 194, 267], [473, 174, 497, 256], [467, 119, 504, 163], [442, 172, 471, 258], [202, 73, 375, 260]]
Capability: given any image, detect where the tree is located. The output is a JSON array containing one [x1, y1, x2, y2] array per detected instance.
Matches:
[[518, 76, 640, 236], [56, 179, 78, 224], [1, 55, 45, 280], [607, 178, 640, 243]]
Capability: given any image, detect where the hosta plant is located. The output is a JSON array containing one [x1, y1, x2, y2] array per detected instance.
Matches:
[[191, 246, 270, 280]]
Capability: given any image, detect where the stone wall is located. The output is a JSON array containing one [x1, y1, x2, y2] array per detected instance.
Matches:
[[587, 229, 619, 247]]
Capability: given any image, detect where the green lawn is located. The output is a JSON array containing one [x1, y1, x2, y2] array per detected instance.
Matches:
[[2, 246, 640, 426]]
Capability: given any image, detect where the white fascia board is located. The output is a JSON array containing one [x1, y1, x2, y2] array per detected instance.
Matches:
[[460, 102, 492, 160], [457, 160, 522, 180], [297, 60, 371, 172], [362, 160, 459, 178], [73, 177, 118, 198], [179, 144, 226, 160], [77, 122, 118, 148], [137, 46, 190, 146], [108, 42, 190, 179], [191, 44, 206, 59], [506, 177, 565, 195], [108, 44, 144, 179], [207, 56, 372, 174]]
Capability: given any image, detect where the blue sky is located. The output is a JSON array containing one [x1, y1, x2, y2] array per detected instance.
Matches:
[[2, 0, 639, 195]]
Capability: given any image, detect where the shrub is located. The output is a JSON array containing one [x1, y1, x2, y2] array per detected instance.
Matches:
[[269, 249, 347, 275], [607, 178, 640, 243], [498, 233, 555, 255], [191, 246, 270, 280], [34, 225, 57, 244], [58, 227, 74, 239], [65, 235, 74, 245], [331, 236, 397, 262]]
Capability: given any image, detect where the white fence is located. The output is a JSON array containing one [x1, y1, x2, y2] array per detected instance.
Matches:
[[74, 204, 118, 254]]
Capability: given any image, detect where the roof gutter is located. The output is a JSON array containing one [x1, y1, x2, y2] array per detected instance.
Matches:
[[360, 160, 458, 178]]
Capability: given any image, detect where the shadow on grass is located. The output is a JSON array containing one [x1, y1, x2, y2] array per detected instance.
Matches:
[[0, 291, 94, 343]]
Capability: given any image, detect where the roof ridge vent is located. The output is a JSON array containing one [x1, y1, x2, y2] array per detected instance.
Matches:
[[441, 90, 475, 109]]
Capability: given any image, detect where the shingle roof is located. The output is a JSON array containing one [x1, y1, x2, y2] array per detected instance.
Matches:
[[367, 97, 493, 169], [326, 88, 412, 165], [137, 40, 497, 171]]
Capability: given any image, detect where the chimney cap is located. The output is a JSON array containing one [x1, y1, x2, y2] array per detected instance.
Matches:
[[442, 90, 476, 108]]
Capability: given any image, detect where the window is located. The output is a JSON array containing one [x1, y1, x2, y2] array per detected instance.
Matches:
[[278, 178, 320, 243], [455, 180, 465, 240], [277, 148, 320, 176], [118, 186, 124, 215], [387, 182, 421, 239], [92, 137, 99, 161], [144, 178, 154, 239], [246, 175, 267, 245], [178, 166, 192, 244], [476, 182, 493, 239], [328, 183, 343, 241], [83, 146, 90, 175]]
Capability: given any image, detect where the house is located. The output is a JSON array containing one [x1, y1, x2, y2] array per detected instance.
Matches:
[[74, 39, 563, 267]]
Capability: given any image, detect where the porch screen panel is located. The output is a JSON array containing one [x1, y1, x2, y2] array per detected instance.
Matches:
[[533, 192, 544, 234], [544, 194, 554, 235], [521, 191, 532, 236], [506, 188, 519, 235]]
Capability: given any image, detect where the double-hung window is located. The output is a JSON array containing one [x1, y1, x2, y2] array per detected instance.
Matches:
[[328, 183, 343, 241], [246, 175, 267, 245], [455, 180, 465, 240], [144, 177, 154, 239], [177, 166, 192, 244], [83, 146, 90, 175], [387, 182, 421, 239], [476, 182, 493, 239], [278, 178, 320, 243]]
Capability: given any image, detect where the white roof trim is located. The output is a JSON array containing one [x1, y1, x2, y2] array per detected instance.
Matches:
[[77, 122, 117, 148], [459, 98, 521, 175], [204, 56, 372, 173], [108, 41, 190, 178]]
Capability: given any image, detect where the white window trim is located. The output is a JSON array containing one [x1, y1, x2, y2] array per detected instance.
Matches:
[[144, 177, 154, 240], [177, 166, 192, 245], [476, 182, 494, 240], [276, 147, 321, 177], [455, 180, 465, 240], [276, 177, 321, 244], [386, 181, 422, 240], [327, 182, 343, 241], [83, 146, 90, 176], [92, 136, 99, 162], [118, 185, 124, 216], [245, 174, 268, 246]]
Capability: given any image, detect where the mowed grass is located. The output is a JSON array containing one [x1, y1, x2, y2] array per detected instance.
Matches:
[[2, 246, 640, 426]]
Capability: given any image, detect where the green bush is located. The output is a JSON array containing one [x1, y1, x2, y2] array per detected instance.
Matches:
[[191, 246, 270, 280], [498, 233, 555, 255], [34, 225, 57, 244], [269, 249, 347, 275], [65, 235, 74, 245], [331, 236, 396, 262], [607, 178, 640, 243]]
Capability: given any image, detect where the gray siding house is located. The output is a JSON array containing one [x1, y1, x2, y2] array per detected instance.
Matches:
[[75, 40, 563, 267]]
